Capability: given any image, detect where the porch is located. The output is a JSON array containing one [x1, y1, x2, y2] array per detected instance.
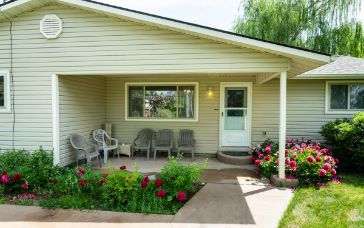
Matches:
[[55, 72, 289, 178]]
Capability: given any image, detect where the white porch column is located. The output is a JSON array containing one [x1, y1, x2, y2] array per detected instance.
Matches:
[[278, 71, 287, 179]]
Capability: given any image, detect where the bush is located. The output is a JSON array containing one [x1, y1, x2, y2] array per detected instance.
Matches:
[[253, 139, 338, 184], [320, 112, 364, 172]]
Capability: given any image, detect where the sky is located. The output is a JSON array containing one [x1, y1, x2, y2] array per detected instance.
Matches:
[[97, 0, 364, 31]]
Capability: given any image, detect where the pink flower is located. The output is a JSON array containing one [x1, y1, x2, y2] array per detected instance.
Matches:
[[291, 146, 297, 151], [285, 157, 290, 164], [275, 159, 279, 164], [255, 159, 261, 166], [306, 156, 314, 163], [316, 156, 322, 162], [258, 153, 264, 159], [334, 158, 340, 164], [0, 172, 9, 183], [119, 165, 126, 170], [330, 169, 337, 176], [21, 181, 29, 190], [155, 178, 163, 187], [320, 148, 328, 154], [285, 149, 290, 155], [289, 161, 297, 171], [325, 156, 332, 162], [332, 177, 341, 184], [16, 193, 36, 200], [319, 169, 327, 176], [264, 156, 271, 161], [264, 146, 271, 154], [141, 180, 148, 188], [12, 173, 22, 182], [323, 163, 331, 170], [176, 192, 187, 202], [301, 143, 307, 148], [79, 178, 87, 187], [292, 153, 297, 159], [308, 144, 313, 148], [314, 145, 320, 151], [77, 167, 85, 176], [156, 189, 166, 198]]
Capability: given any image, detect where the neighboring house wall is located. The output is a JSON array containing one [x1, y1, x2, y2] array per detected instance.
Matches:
[[58, 76, 106, 165], [0, 3, 287, 152]]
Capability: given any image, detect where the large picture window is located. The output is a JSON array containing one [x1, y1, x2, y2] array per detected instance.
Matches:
[[0, 71, 10, 113], [126, 83, 198, 121], [327, 82, 364, 112]]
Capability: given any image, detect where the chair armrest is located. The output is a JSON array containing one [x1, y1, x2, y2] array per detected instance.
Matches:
[[110, 137, 118, 146]]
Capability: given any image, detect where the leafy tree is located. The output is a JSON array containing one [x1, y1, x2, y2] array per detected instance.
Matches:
[[234, 0, 364, 57]]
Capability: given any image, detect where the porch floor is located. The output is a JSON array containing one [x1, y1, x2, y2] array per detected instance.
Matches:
[[92, 155, 255, 173]]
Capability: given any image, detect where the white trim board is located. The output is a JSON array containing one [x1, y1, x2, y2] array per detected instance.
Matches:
[[51, 74, 60, 165]]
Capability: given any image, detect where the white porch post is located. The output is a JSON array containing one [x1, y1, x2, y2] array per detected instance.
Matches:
[[278, 71, 287, 179]]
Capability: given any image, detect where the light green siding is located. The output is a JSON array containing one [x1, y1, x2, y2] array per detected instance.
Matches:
[[58, 76, 106, 165]]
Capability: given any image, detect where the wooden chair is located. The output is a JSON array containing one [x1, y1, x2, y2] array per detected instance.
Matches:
[[133, 128, 154, 160], [153, 129, 173, 160]]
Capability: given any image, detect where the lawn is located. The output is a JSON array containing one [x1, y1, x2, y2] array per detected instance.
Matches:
[[279, 174, 364, 228]]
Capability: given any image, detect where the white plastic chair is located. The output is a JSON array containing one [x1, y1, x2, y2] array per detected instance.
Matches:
[[93, 129, 118, 163]]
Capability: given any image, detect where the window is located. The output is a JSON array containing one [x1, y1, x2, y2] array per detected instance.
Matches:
[[327, 81, 364, 112], [0, 71, 10, 113], [126, 83, 198, 121]]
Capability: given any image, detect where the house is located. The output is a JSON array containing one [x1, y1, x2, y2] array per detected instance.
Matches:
[[0, 0, 362, 178]]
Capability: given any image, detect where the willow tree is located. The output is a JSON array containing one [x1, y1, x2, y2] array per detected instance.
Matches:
[[234, 0, 364, 57]]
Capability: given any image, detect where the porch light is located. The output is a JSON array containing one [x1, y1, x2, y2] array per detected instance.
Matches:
[[207, 86, 213, 97]]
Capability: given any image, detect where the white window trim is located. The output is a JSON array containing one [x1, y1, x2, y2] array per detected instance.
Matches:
[[325, 80, 364, 114], [0, 70, 11, 113], [125, 82, 199, 122]]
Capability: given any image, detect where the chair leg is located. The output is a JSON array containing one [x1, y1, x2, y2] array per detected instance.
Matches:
[[168, 149, 171, 158], [154, 149, 157, 160], [147, 148, 150, 160], [104, 150, 108, 163], [86, 156, 91, 166], [192, 149, 195, 160], [98, 155, 102, 168]]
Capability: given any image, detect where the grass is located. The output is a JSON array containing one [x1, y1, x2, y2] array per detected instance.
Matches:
[[279, 174, 364, 228]]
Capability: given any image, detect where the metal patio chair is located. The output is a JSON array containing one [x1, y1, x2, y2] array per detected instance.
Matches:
[[177, 129, 196, 160], [70, 133, 101, 167], [153, 129, 173, 160], [133, 128, 154, 160], [93, 129, 118, 163]]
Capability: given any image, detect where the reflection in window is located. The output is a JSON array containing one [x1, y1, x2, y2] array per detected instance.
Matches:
[[127, 84, 196, 119], [0, 76, 4, 107], [329, 83, 364, 111]]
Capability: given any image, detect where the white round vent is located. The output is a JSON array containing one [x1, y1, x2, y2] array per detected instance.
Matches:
[[40, 15, 62, 39]]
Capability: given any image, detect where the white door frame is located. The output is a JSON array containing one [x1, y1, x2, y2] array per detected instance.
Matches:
[[219, 82, 252, 148], [51, 74, 60, 165]]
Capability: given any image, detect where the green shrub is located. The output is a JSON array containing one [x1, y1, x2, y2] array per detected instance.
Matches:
[[102, 168, 142, 209], [159, 156, 207, 196], [320, 112, 364, 172]]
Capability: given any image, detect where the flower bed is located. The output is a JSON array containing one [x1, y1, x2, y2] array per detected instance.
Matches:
[[0, 149, 207, 214], [252, 139, 339, 185]]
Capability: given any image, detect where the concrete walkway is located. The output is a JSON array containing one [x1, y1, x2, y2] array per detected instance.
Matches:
[[0, 168, 293, 228]]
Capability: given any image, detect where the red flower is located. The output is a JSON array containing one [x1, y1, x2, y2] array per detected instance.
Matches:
[[330, 169, 337, 176], [250, 156, 257, 164], [285, 157, 290, 164], [22, 181, 29, 190], [306, 156, 314, 163], [275, 159, 279, 164], [289, 161, 297, 171], [320, 148, 328, 154], [155, 178, 163, 187], [255, 159, 261, 166], [103, 173, 109, 178], [285, 149, 290, 155], [79, 178, 87, 187], [323, 163, 331, 170], [143, 176, 149, 183], [119, 165, 126, 170], [292, 153, 297, 159], [77, 167, 85, 176], [264, 156, 271, 161], [264, 146, 271, 154], [155, 189, 166, 198], [314, 145, 320, 151], [176, 191, 187, 202], [141, 180, 148, 188], [334, 158, 340, 164], [319, 169, 327, 176], [51, 179, 58, 184], [99, 178, 106, 186], [0, 172, 9, 184], [12, 173, 22, 182], [315, 156, 322, 162]]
